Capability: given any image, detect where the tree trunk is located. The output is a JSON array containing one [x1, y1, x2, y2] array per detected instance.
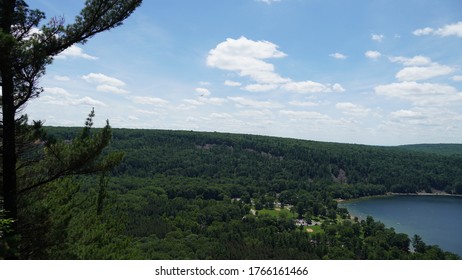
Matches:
[[1, 0, 19, 259], [1, 70, 18, 233]]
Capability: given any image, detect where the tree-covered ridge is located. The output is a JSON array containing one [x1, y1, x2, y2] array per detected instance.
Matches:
[[398, 144, 462, 156], [16, 126, 456, 260], [46, 127, 462, 196]]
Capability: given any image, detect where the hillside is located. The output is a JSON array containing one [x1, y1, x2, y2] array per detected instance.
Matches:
[[27, 126, 460, 260], [398, 144, 462, 156], [47, 127, 462, 196]]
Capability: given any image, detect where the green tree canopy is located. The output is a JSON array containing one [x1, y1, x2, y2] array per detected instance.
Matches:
[[1, 0, 142, 259]]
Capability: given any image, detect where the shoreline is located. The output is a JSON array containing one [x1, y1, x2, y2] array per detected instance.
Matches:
[[336, 191, 462, 204]]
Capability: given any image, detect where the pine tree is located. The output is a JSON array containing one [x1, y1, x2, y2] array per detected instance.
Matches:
[[0, 0, 142, 258]]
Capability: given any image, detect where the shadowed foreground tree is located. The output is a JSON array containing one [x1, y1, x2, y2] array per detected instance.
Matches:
[[0, 0, 142, 258]]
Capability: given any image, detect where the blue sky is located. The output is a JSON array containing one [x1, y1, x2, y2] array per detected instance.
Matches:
[[25, 0, 462, 145]]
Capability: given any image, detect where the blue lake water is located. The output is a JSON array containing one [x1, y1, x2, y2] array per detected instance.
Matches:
[[340, 195, 462, 256]]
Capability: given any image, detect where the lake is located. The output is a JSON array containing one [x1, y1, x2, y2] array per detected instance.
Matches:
[[340, 195, 462, 256]]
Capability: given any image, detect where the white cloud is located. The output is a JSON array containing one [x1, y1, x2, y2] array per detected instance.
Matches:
[[207, 36, 289, 85], [281, 81, 345, 93], [43, 87, 75, 97], [73, 96, 107, 107], [451, 75, 462, 82], [389, 55, 432, 66], [435, 21, 462, 37], [195, 87, 211, 96], [389, 55, 455, 81], [243, 83, 279, 92], [96, 84, 130, 94], [413, 27, 434, 36], [375, 81, 462, 106], [371, 34, 384, 42], [224, 80, 242, 87], [332, 83, 346, 92], [365, 50, 382, 59], [336, 102, 371, 117], [390, 110, 425, 119], [395, 64, 454, 81], [207, 37, 344, 94], [228, 96, 283, 109], [82, 73, 126, 87], [57, 45, 98, 60], [41, 89, 105, 108], [133, 96, 169, 106], [329, 52, 347, 60], [414, 22, 462, 37], [82, 73, 129, 94]]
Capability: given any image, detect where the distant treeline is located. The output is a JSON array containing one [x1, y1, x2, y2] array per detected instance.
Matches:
[[398, 143, 462, 156]]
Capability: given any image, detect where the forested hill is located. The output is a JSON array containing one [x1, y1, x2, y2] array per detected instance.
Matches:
[[28, 126, 460, 260], [47, 127, 462, 196], [398, 143, 462, 156]]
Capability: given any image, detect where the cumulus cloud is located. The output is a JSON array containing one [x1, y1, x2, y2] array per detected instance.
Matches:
[[336, 102, 371, 117], [371, 34, 384, 42], [207, 36, 345, 94], [414, 22, 462, 37], [365, 50, 382, 59], [281, 81, 340, 93], [195, 87, 211, 96], [43, 87, 75, 97], [389, 55, 455, 81], [329, 52, 347, 60], [82, 73, 126, 87], [74, 97, 107, 107], [96, 84, 130, 94], [40, 91, 106, 107], [388, 55, 432, 66], [207, 36, 289, 84], [413, 27, 434, 36], [57, 45, 98, 60], [82, 73, 129, 94], [375, 81, 462, 106], [390, 109, 425, 119], [395, 64, 454, 81]]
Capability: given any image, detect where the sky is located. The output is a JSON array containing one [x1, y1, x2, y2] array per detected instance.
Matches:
[[24, 0, 462, 146]]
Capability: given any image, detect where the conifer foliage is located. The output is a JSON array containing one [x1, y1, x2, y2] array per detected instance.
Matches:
[[0, 0, 142, 258]]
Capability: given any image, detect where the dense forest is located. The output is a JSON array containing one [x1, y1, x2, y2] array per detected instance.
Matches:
[[398, 143, 462, 156], [5, 126, 458, 260]]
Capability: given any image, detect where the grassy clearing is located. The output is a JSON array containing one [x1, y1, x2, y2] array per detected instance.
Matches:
[[256, 208, 295, 218]]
